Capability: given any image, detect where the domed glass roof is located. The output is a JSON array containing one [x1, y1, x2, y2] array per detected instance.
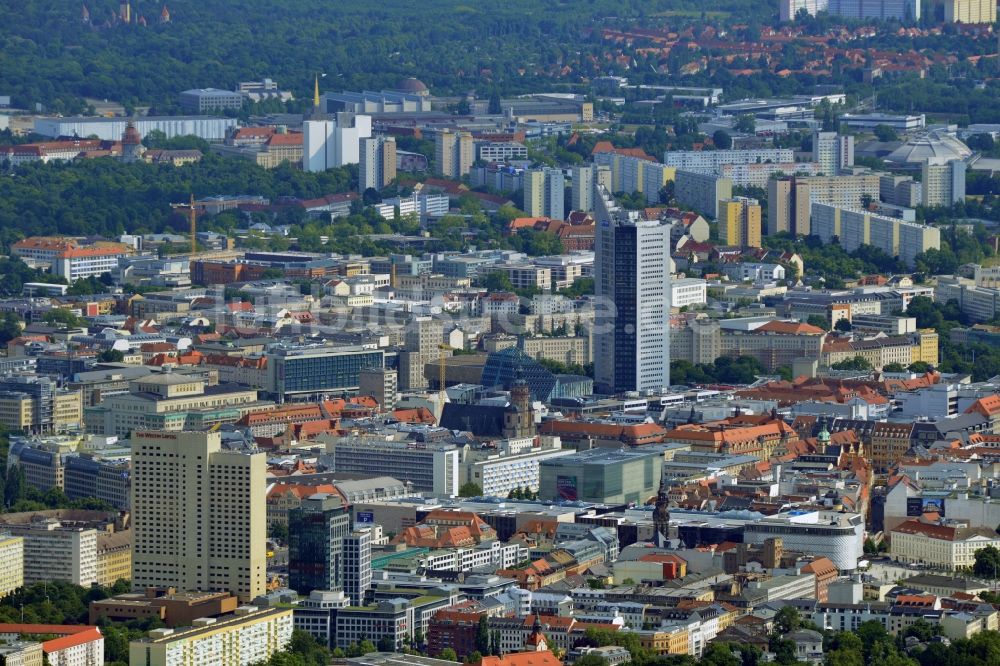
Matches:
[[885, 129, 971, 166], [397, 77, 429, 93]]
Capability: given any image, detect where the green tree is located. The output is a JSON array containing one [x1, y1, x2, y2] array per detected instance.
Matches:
[[475, 615, 491, 655], [908, 361, 933, 373], [831, 356, 873, 371], [973, 545, 1000, 578], [0, 312, 23, 345], [873, 124, 899, 142], [438, 648, 458, 661], [834, 318, 853, 332], [713, 130, 733, 149], [43, 308, 84, 328], [882, 363, 906, 373], [98, 349, 125, 363], [482, 271, 515, 292], [774, 606, 801, 634], [573, 655, 610, 666], [806, 315, 830, 331], [459, 482, 483, 498]]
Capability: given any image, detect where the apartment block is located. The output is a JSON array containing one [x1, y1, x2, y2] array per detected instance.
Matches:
[[768, 174, 881, 236], [435, 130, 474, 179], [523, 168, 565, 219], [813, 131, 854, 176], [359, 136, 397, 192], [571, 165, 595, 213], [131, 431, 267, 601], [718, 197, 763, 249], [811, 203, 940, 268], [129, 606, 293, 666], [939, 0, 996, 22], [663, 148, 794, 170], [0, 535, 23, 596], [921, 159, 965, 207], [674, 170, 732, 219]]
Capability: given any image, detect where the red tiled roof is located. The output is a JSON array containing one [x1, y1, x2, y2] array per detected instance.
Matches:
[[43, 627, 103, 654]]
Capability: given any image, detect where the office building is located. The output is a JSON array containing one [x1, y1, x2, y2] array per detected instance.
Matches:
[[131, 431, 267, 601], [476, 141, 528, 162], [718, 197, 763, 249], [813, 131, 854, 176], [921, 159, 966, 207], [267, 345, 385, 399], [0, 535, 23, 597], [323, 437, 460, 496], [767, 174, 881, 236], [523, 168, 565, 219], [399, 316, 444, 391], [179, 88, 244, 113], [938, 0, 996, 22], [674, 170, 732, 219], [86, 374, 267, 438], [359, 367, 397, 411], [289, 494, 351, 595], [435, 130, 474, 179], [0, 375, 82, 435], [360, 136, 397, 192], [129, 606, 293, 666], [811, 203, 941, 268], [2, 520, 97, 586], [52, 244, 134, 281], [594, 188, 671, 394], [343, 529, 373, 606], [303, 112, 373, 172], [460, 436, 571, 498], [538, 448, 662, 504]]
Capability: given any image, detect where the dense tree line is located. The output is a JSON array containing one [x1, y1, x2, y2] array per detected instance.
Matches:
[[0, 156, 353, 251], [0, 0, 765, 114]]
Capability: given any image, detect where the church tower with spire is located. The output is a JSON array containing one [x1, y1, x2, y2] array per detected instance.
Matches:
[[503, 369, 535, 440], [653, 474, 677, 548]]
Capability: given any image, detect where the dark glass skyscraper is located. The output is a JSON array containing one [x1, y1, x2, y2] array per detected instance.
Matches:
[[289, 494, 351, 595]]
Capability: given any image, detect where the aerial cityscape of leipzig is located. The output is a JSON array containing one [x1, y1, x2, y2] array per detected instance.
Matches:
[[5, 1, 1000, 665]]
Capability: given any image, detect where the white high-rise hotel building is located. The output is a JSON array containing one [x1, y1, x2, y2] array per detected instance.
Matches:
[[594, 186, 672, 394]]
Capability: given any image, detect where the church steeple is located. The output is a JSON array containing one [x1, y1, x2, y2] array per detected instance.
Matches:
[[653, 473, 676, 548], [313, 75, 321, 109]]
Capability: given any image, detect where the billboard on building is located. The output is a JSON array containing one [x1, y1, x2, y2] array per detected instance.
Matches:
[[556, 475, 578, 501]]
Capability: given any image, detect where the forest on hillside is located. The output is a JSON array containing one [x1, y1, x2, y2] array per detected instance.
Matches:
[[0, 0, 771, 114]]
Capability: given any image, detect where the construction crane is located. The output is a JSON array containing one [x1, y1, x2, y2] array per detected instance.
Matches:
[[169, 194, 198, 255]]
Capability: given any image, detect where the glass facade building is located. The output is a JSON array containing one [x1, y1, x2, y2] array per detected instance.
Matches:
[[538, 448, 662, 505], [269, 346, 384, 397], [289, 494, 351, 595]]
